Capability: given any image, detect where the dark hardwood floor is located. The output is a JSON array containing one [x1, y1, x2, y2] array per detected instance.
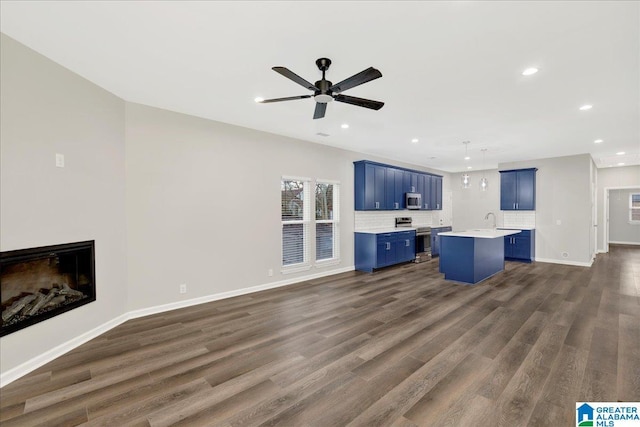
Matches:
[[1, 245, 639, 426]]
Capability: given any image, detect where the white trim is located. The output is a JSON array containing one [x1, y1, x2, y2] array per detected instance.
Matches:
[[281, 175, 311, 182], [535, 257, 593, 267], [596, 249, 608, 254], [314, 259, 341, 268], [0, 313, 130, 388], [315, 178, 340, 185], [609, 241, 640, 246], [281, 263, 312, 274], [0, 265, 354, 388]]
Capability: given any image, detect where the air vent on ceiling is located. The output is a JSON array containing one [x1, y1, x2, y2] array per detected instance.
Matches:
[[316, 132, 330, 137]]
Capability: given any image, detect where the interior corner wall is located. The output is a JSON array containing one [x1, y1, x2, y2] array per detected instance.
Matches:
[[596, 165, 640, 250], [499, 154, 593, 265], [124, 103, 448, 311], [124, 103, 358, 310], [0, 34, 128, 375]]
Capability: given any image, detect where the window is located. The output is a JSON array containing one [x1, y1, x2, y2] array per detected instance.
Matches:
[[281, 177, 340, 272], [315, 182, 340, 262], [630, 193, 640, 223], [282, 178, 310, 269]]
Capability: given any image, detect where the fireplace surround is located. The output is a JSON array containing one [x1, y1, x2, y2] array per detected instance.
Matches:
[[0, 240, 96, 337]]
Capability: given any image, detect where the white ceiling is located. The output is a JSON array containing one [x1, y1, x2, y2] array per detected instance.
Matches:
[[1, 1, 638, 172]]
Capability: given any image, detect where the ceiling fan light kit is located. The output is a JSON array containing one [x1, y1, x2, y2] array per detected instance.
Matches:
[[259, 57, 384, 119]]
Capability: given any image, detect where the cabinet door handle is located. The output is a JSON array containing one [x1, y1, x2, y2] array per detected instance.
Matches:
[[395, 202, 399, 209], [375, 202, 379, 209], [386, 242, 391, 250], [425, 203, 428, 209], [437, 204, 440, 209], [405, 239, 410, 246]]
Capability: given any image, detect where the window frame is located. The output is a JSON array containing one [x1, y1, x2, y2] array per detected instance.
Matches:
[[281, 177, 311, 274], [630, 192, 640, 224], [315, 180, 340, 267]]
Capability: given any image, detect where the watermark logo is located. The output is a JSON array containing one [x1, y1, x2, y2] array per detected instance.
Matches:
[[576, 402, 640, 427]]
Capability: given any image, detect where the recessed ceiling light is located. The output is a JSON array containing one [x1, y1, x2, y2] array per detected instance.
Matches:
[[467, 166, 473, 169], [617, 162, 625, 166], [579, 104, 593, 111], [522, 67, 538, 76], [464, 156, 471, 160], [341, 123, 349, 129], [616, 151, 625, 155], [411, 138, 419, 143], [254, 97, 264, 103], [594, 139, 603, 143]]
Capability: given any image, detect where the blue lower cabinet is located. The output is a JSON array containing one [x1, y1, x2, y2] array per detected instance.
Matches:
[[355, 230, 416, 272], [431, 226, 452, 257], [502, 229, 535, 262]]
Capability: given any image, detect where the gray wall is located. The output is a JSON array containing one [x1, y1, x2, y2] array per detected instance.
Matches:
[[0, 33, 452, 378], [499, 154, 593, 265], [451, 169, 501, 231], [608, 188, 640, 244], [0, 34, 128, 373], [596, 166, 640, 250], [124, 103, 451, 310]]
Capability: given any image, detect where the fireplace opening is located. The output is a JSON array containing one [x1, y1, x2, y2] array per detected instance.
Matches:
[[1, 240, 95, 337]]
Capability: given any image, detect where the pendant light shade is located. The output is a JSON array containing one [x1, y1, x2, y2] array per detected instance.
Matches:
[[480, 177, 488, 191], [461, 141, 471, 189], [462, 173, 471, 188], [480, 148, 488, 191]]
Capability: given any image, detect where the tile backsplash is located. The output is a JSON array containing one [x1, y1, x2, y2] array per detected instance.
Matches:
[[355, 211, 433, 230], [354, 190, 453, 231], [503, 211, 536, 228]]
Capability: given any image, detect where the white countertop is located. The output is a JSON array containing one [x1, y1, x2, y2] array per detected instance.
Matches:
[[355, 224, 452, 234], [355, 227, 417, 234], [498, 226, 536, 230], [439, 229, 521, 239]]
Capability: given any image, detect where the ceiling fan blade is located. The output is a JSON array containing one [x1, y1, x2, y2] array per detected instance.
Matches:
[[334, 94, 384, 110], [272, 67, 317, 91], [259, 95, 312, 103], [329, 67, 382, 93], [313, 102, 327, 119]]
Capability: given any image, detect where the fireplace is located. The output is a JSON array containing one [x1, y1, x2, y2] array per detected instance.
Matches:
[[1, 241, 96, 337]]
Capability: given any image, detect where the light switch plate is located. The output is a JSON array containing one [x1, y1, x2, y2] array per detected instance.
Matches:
[[55, 153, 65, 168]]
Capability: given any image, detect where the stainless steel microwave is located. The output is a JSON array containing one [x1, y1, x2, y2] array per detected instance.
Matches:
[[405, 192, 422, 210]]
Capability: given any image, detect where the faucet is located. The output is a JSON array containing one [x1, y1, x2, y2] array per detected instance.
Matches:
[[485, 212, 496, 229]]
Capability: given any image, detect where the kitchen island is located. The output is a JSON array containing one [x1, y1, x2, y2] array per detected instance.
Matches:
[[438, 229, 521, 284]]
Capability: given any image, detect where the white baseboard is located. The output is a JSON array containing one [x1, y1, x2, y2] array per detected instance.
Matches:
[[535, 257, 593, 267], [609, 241, 640, 246], [0, 313, 130, 388], [127, 265, 355, 320], [0, 265, 355, 388]]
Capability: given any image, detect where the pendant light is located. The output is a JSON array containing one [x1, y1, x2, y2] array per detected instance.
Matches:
[[479, 148, 488, 191], [461, 141, 471, 189]]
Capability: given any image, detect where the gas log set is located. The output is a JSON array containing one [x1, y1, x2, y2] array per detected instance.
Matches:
[[2, 282, 87, 326], [0, 241, 96, 337]]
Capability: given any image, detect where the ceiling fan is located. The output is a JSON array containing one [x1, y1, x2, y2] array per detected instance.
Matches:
[[258, 58, 384, 119]]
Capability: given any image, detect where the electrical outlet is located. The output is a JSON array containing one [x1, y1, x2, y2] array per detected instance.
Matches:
[[55, 153, 65, 168], [268, 269, 273, 277], [179, 283, 187, 294]]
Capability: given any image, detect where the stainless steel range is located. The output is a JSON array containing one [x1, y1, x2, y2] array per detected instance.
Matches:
[[395, 217, 431, 263]]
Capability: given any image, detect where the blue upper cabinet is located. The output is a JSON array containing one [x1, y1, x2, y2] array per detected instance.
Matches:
[[433, 176, 443, 210], [355, 161, 386, 210], [500, 168, 537, 211], [385, 168, 405, 210], [355, 160, 443, 211], [404, 172, 418, 194]]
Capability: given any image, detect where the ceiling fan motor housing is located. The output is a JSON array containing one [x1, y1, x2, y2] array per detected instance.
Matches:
[[314, 79, 333, 103]]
